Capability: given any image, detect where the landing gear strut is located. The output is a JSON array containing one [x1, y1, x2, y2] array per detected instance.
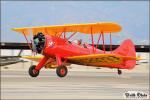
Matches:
[[56, 65, 68, 77], [29, 65, 39, 77], [117, 69, 122, 75]]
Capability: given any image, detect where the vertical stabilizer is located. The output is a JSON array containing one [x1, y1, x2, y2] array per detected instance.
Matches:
[[113, 39, 136, 69]]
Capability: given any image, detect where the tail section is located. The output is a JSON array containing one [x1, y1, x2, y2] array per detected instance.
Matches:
[[113, 39, 136, 69]]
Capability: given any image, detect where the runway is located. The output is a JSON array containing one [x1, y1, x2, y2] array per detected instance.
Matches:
[[1, 69, 149, 99]]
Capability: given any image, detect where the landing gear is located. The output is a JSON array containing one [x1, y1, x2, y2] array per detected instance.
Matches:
[[117, 69, 122, 75], [29, 65, 39, 77], [56, 65, 68, 77]]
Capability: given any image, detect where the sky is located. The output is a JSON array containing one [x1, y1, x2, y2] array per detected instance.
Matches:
[[1, 1, 149, 45]]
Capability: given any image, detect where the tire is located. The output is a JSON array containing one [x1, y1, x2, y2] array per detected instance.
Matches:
[[118, 69, 122, 75], [56, 65, 68, 77], [29, 65, 39, 77]]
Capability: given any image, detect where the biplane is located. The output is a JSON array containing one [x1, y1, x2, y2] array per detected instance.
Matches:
[[12, 22, 139, 77]]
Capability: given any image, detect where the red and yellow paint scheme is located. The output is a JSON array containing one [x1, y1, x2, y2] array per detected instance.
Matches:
[[22, 55, 57, 69], [12, 22, 140, 77]]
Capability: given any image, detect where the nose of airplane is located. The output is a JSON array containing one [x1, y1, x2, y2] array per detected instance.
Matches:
[[33, 32, 45, 54]]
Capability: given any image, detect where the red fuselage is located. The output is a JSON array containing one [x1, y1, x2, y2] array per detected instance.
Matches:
[[43, 35, 96, 58], [35, 35, 136, 70]]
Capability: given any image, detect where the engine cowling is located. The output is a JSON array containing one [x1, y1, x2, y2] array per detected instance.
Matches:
[[32, 32, 45, 54]]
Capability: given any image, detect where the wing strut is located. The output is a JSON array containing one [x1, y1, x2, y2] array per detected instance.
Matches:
[[96, 33, 101, 49], [90, 27, 95, 53], [63, 28, 66, 39], [67, 32, 77, 40], [110, 33, 112, 53], [22, 31, 32, 50], [101, 31, 105, 53], [59, 32, 64, 38]]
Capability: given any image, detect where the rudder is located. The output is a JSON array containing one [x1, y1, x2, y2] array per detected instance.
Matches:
[[113, 39, 136, 69]]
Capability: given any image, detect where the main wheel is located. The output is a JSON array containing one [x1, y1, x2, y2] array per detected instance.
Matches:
[[56, 65, 68, 77], [29, 65, 39, 77], [118, 69, 122, 75]]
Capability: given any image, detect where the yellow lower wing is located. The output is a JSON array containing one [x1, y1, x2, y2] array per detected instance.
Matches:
[[121, 56, 140, 60], [22, 55, 43, 62], [67, 54, 123, 66], [22, 54, 138, 67]]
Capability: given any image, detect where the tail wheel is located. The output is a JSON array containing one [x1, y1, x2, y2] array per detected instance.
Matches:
[[56, 65, 68, 77], [29, 65, 39, 77], [118, 69, 122, 75]]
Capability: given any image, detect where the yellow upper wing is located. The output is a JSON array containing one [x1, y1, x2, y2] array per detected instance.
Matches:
[[12, 22, 121, 36]]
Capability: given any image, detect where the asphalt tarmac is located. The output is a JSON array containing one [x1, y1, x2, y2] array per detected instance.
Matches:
[[1, 69, 149, 99]]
